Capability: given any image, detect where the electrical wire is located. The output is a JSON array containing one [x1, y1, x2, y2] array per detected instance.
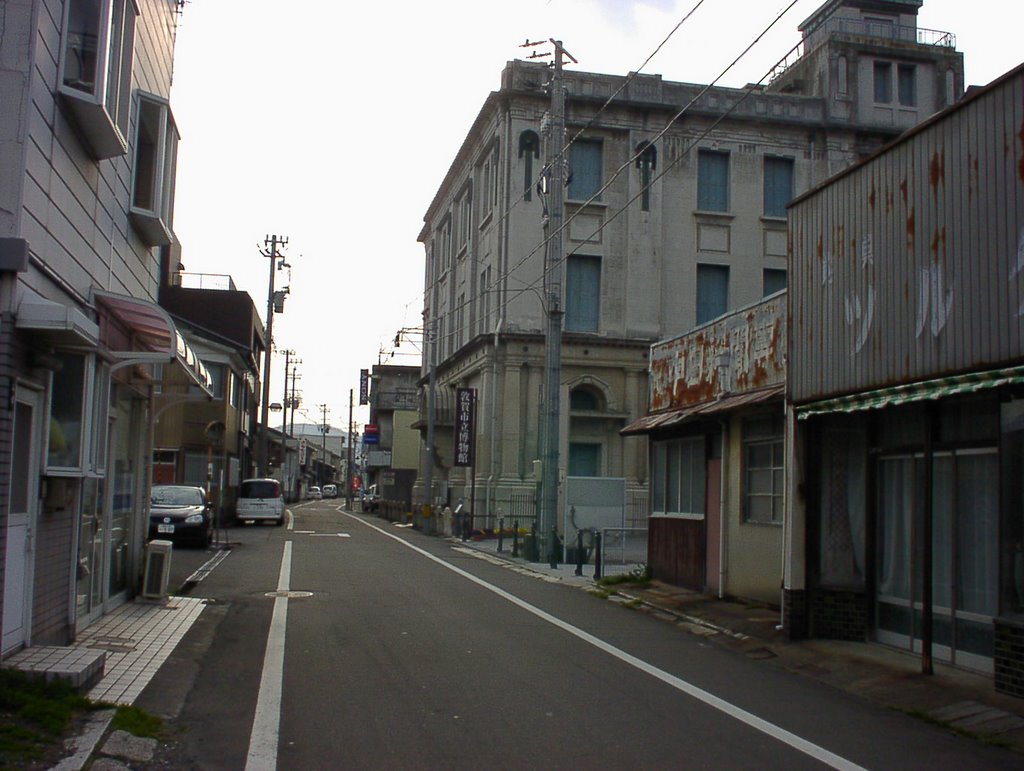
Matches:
[[432, 0, 804, 347]]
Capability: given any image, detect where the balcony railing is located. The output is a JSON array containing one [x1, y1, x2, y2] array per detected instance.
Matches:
[[174, 272, 238, 291], [770, 19, 956, 84]]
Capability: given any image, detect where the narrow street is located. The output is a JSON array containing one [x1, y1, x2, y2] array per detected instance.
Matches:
[[130, 502, 1020, 770]]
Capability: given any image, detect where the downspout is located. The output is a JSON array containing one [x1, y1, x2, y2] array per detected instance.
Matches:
[[718, 418, 728, 599], [487, 316, 503, 522], [779, 401, 791, 630]]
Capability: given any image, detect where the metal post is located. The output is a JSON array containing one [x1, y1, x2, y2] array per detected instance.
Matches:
[[593, 530, 603, 581], [497, 517, 505, 553], [549, 525, 559, 569], [574, 529, 584, 576], [512, 519, 519, 558], [346, 388, 354, 511]]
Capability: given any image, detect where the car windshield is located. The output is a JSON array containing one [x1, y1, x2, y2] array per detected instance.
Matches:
[[151, 486, 204, 506]]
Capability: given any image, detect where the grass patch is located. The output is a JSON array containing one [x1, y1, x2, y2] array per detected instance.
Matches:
[[589, 588, 615, 600], [0, 669, 97, 768], [111, 705, 163, 739], [597, 563, 652, 588]]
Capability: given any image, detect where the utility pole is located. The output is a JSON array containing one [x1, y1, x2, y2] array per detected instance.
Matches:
[[289, 368, 301, 435], [258, 233, 289, 477], [423, 314, 437, 526], [281, 349, 295, 500], [318, 403, 330, 486], [346, 388, 354, 510], [539, 40, 573, 560]]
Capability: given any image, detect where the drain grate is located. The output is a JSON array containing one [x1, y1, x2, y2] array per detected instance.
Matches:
[[88, 636, 137, 653]]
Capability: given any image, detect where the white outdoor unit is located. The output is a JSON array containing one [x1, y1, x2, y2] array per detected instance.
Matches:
[[142, 539, 173, 600]]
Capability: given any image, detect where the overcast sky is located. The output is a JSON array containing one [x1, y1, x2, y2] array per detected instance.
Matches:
[[169, 0, 1022, 433]]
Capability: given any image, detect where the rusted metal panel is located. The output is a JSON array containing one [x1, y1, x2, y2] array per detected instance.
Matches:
[[790, 66, 1024, 403], [648, 295, 786, 413]]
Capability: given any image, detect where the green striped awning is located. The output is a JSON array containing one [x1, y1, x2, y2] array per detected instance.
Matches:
[[796, 365, 1024, 419]]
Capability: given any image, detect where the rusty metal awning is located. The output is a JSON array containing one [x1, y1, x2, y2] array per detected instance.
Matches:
[[621, 385, 785, 435], [92, 290, 213, 395]]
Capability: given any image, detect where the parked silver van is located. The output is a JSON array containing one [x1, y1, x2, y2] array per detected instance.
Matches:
[[236, 478, 285, 525]]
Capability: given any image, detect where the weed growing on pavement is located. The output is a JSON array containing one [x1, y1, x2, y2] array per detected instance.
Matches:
[[597, 563, 652, 588], [112, 705, 163, 738], [0, 668, 97, 767]]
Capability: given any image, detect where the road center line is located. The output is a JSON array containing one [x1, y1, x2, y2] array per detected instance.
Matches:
[[245, 541, 291, 771], [345, 513, 864, 771]]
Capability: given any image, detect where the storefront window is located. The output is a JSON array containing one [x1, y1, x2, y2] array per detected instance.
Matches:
[[1001, 400, 1024, 616], [818, 416, 867, 587], [48, 353, 86, 468]]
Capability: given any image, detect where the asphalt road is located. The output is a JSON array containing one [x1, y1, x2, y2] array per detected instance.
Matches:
[[137, 501, 1020, 770]]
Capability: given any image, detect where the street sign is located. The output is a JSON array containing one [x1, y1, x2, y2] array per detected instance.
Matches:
[[363, 423, 379, 445], [359, 368, 369, 405]]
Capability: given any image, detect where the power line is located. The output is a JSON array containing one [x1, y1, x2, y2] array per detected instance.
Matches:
[[431, 0, 804, 346]]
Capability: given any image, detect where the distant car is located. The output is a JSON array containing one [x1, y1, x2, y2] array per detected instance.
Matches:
[[149, 485, 212, 547], [236, 478, 285, 526], [362, 484, 379, 512], [308, 486, 322, 500], [322, 484, 337, 499]]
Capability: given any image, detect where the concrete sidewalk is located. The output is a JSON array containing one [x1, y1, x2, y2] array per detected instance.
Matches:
[[454, 533, 1024, 756]]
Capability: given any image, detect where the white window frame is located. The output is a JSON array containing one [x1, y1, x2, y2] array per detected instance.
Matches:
[[742, 415, 784, 524], [58, 0, 138, 160], [651, 435, 706, 520], [130, 93, 179, 247]]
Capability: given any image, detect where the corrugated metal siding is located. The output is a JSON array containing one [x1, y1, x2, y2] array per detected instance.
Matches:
[[790, 68, 1024, 403]]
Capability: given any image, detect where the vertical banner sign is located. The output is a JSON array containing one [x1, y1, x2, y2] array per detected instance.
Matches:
[[359, 368, 369, 405], [454, 388, 475, 467]]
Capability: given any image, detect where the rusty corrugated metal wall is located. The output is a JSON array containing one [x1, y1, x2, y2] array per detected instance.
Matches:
[[789, 65, 1024, 404]]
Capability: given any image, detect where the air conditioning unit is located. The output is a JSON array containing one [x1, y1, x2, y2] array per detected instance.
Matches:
[[142, 540, 173, 600]]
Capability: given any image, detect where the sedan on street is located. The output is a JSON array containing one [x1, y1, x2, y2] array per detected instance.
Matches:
[[148, 485, 212, 547]]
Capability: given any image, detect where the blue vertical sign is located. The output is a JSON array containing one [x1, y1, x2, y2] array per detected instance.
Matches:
[[454, 388, 475, 467]]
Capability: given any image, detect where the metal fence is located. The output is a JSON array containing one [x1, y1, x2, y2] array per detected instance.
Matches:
[[599, 527, 648, 568]]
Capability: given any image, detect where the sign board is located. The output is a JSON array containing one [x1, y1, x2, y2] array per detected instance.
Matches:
[[298, 438, 307, 463], [359, 368, 369, 405], [453, 388, 475, 467], [366, 450, 392, 467], [363, 423, 379, 445]]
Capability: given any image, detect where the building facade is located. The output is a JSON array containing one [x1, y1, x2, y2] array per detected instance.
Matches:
[[153, 275, 265, 518], [1, 0, 203, 655], [623, 294, 786, 604], [367, 364, 420, 507], [787, 62, 1024, 688], [416, 0, 963, 539]]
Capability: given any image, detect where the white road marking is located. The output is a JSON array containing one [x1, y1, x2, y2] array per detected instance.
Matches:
[[345, 513, 865, 771], [184, 548, 231, 585], [245, 541, 291, 771], [308, 533, 350, 538]]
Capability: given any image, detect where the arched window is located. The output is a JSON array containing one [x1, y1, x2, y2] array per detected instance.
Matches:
[[635, 141, 657, 211], [570, 387, 601, 411], [519, 130, 541, 201]]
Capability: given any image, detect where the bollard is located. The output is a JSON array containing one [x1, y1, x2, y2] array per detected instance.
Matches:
[[574, 529, 584, 576], [593, 530, 602, 580], [512, 519, 520, 558], [497, 517, 505, 553], [549, 526, 559, 569]]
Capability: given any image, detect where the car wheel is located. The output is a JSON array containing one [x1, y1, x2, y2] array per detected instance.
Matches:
[[274, 515, 284, 527]]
